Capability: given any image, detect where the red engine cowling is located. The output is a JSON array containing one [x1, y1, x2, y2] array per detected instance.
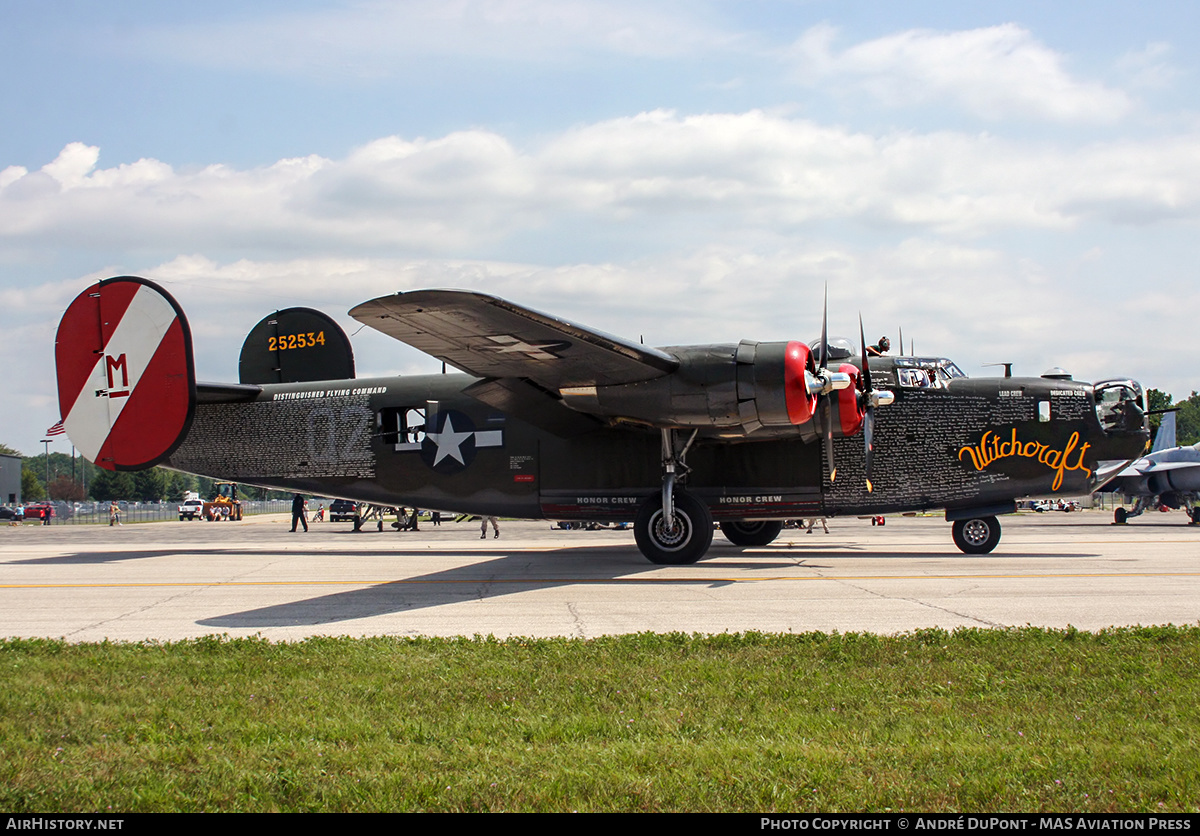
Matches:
[[783, 341, 818, 424], [736, 342, 863, 439], [831, 363, 865, 438]]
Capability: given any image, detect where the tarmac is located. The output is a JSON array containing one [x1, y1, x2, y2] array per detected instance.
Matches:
[[1, 510, 1198, 641]]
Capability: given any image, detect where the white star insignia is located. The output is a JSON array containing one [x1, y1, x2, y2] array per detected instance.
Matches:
[[483, 335, 565, 361], [426, 414, 474, 466]]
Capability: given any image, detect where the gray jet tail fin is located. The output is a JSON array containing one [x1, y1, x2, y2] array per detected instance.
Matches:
[[1152, 411, 1177, 453]]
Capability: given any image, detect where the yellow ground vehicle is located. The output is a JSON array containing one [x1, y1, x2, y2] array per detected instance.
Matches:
[[202, 482, 243, 521]]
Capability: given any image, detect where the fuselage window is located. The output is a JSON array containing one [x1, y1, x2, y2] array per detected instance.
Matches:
[[378, 407, 427, 449]]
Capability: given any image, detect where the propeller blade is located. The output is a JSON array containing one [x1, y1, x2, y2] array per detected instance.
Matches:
[[860, 316, 875, 491], [822, 397, 836, 482], [863, 404, 875, 492], [899, 326, 904, 357], [858, 314, 872, 394], [819, 285, 829, 370], [820, 286, 834, 480]]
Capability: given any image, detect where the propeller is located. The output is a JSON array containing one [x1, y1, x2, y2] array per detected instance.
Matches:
[[859, 315, 895, 492], [859, 316, 876, 492], [819, 288, 836, 482], [804, 287, 860, 485]]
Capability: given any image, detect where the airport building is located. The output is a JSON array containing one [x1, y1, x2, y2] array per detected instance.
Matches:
[[0, 454, 21, 505]]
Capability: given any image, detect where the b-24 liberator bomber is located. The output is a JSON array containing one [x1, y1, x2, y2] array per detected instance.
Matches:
[[54, 277, 1149, 564]]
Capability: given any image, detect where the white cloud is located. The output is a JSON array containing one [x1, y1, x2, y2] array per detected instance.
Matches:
[[41, 143, 101, 188], [791, 24, 1133, 123], [5, 114, 1200, 260]]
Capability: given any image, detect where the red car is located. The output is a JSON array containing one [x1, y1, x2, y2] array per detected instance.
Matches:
[[23, 503, 55, 521]]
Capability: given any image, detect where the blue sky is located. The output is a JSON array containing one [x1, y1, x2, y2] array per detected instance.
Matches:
[[3, 1, 1198, 458]]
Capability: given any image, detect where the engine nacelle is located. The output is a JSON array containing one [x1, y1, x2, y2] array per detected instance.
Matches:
[[559, 340, 864, 439], [1146, 468, 1200, 496]]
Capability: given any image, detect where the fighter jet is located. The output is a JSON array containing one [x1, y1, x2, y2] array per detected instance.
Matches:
[[1095, 412, 1200, 524]]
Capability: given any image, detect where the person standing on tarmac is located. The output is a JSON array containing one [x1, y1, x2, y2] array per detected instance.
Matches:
[[481, 515, 499, 539], [291, 494, 309, 533]]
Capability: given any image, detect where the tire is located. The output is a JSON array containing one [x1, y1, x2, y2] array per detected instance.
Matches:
[[634, 492, 713, 565], [1190, 505, 1200, 524], [951, 516, 1001, 555], [1114, 507, 1128, 525], [719, 520, 784, 546]]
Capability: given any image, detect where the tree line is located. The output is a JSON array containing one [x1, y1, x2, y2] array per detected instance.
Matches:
[[4, 446, 286, 503], [1146, 389, 1200, 447]]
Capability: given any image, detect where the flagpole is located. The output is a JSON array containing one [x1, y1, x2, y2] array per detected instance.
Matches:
[[41, 439, 52, 494], [43, 421, 67, 499]]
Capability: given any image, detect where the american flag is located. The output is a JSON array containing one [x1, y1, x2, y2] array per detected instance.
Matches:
[[45, 421, 66, 437]]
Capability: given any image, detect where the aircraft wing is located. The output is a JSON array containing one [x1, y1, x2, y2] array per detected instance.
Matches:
[[1139, 460, 1200, 473], [1093, 456, 1200, 489], [349, 290, 678, 388], [1092, 457, 1142, 490]]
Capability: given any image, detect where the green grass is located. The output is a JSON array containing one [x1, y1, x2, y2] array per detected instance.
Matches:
[[2, 627, 1198, 812]]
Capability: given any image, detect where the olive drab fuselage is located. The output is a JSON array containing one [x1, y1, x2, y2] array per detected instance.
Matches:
[[164, 359, 1147, 523]]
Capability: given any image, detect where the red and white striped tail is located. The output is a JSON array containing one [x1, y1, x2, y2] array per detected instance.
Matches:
[[55, 276, 195, 471]]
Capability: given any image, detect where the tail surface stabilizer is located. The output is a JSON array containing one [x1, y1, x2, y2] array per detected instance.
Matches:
[[239, 307, 355, 384], [1151, 411, 1177, 454], [56, 276, 195, 471]]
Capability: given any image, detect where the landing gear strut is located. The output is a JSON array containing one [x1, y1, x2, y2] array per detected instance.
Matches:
[[635, 430, 711, 564], [1115, 497, 1149, 524]]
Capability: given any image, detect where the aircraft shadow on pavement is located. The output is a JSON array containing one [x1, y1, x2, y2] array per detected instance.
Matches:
[[9, 549, 279, 565], [192, 541, 1101, 629], [14, 541, 673, 566], [8, 535, 1098, 569], [197, 544, 684, 629]]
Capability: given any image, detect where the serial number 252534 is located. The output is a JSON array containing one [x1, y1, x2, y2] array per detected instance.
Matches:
[[269, 332, 326, 351]]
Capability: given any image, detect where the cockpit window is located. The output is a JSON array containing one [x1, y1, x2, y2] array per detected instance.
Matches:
[[1094, 380, 1145, 435], [939, 362, 966, 380], [897, 368, 932, 388], [892, 358, 966, 388]]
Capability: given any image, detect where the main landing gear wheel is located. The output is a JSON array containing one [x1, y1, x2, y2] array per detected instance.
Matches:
[[1114, 507, 1128, 525], [952, 516, 1001, 555], [635, 492, 713, 565], [719, 520, 784, 547], [1191, 505, 1200, 524]]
